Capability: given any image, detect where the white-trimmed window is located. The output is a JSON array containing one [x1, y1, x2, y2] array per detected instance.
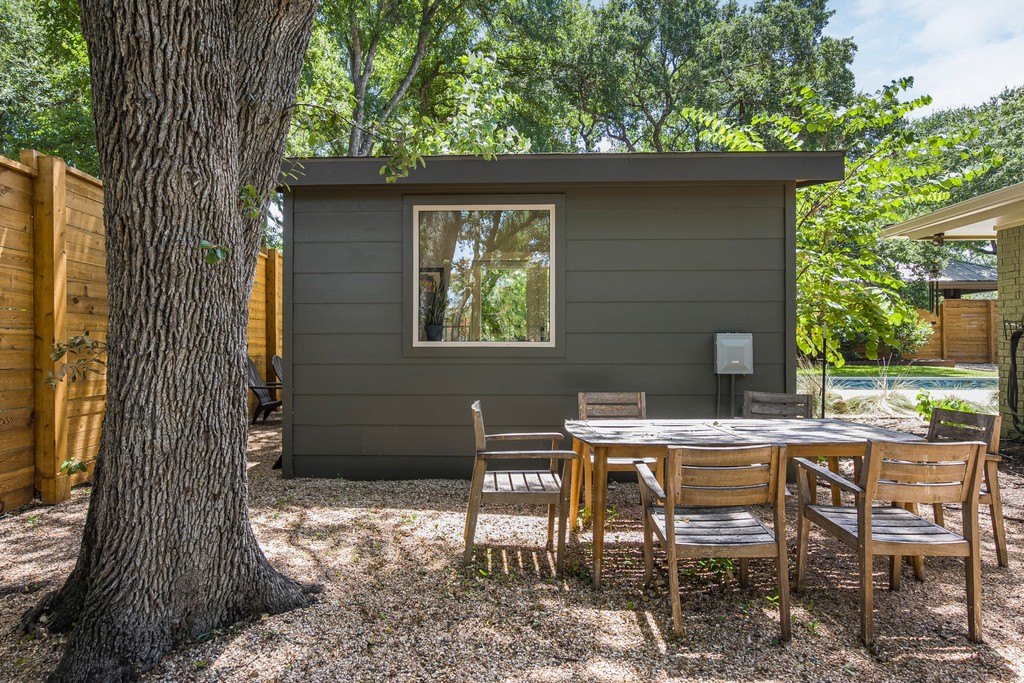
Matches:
[[413, 204, 555, 347]]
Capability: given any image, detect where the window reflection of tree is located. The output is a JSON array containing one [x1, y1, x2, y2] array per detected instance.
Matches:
[[419, 208, 551, 342]]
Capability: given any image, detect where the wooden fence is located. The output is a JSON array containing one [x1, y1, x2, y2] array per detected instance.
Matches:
[[905, 300, 998, 363], [0, 151, 281, 511]]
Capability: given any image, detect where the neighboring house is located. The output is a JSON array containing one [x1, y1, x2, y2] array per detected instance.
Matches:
[[280, 153, 844, 478], [885, 180, 1024, 435]]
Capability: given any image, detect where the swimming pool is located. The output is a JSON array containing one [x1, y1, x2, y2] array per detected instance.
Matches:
[[828, 377, 997, 390]]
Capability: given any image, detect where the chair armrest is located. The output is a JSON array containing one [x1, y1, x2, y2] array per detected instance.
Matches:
[[635, 462, 665, 510], [986, 452, 1003, 463], [477, 450, 578, 460], [486, 432, 565, 442], [792, 457, 862, 495]]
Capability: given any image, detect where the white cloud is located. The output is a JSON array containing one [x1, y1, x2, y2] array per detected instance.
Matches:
[[825, 0, 1024, 113]]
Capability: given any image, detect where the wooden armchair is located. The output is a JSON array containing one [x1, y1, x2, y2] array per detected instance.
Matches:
[[742, 391, 812, 419], [794, 440, 987, 646], [636, 444, 790, 640], [464, 401, 578, 572], [927, 408, 1008, 566], [246, 357, 281, 424], [575, 392, 653, 520], [742, 390, 848, 504]]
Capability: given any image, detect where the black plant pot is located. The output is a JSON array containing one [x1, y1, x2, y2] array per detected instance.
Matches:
[[425, 324, 443, 341]]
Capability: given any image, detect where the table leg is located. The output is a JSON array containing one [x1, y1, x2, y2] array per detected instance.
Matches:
[[592, 445, 608, 589], [568, 438, 584, 532]]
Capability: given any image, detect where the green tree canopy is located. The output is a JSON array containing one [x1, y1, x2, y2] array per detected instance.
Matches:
[[0, 0, 96, 173]]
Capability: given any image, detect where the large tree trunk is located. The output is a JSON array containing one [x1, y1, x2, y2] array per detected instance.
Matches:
[[20, 2, 316, 681]]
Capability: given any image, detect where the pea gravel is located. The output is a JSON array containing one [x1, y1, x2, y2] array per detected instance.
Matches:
[[1, 415, 1022, 682]]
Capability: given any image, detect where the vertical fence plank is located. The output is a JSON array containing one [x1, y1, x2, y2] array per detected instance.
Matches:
[[25, 152, 71, 503], [0, 154, 37, 513]]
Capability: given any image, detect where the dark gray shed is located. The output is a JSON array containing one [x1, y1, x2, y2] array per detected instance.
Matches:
[[281, 153, 844, 479]]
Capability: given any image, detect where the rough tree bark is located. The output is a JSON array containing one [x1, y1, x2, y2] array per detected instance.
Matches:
[[20, 2, 316, 681]]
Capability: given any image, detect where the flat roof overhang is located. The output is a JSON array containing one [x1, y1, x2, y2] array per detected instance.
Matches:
[[883, 181, 1024, 241], [282, 152, 845, 188]]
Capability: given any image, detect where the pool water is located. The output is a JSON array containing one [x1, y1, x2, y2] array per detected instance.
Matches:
[[828, 377, 997, 390]]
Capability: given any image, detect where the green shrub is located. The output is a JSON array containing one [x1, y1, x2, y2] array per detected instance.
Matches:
[[915, 390, 977, 420]]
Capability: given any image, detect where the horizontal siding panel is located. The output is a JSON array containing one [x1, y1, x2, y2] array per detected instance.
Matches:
[[567, 302, 785, 333], [294, 303, 401, 334], [293, 190, 401, 213], [566, 207, 785, 240], [293, 273, 402, 304], [292, 211, 403, 243], [0, 389, 31, 411], [293, 394, 577, 427], [291, 392, 726, 426], [565, 333, 785, 365], [569, 185, 784, 209], [293, 363, 784, 396], [293, 242, 402, 274], [293, 425, 472, 456], [292, 334, 404, 363], [566, 270, 782, 302], [289, 332, 785, 366], [566, 239, 783, 272], [291, 454, 470, 480]]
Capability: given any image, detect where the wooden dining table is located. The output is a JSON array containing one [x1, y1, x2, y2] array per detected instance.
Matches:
[[564, 418, 924, 588]]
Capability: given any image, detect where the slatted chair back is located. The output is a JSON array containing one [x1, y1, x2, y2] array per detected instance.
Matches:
[[927, 408, 1000, 452], [246, 358, 274, 404], [742, 391, 811, 419], [272, 354, 285, 384], [666, 444, 782, 508], [861, 440, 986, 506], [578, 392, 646, 420]]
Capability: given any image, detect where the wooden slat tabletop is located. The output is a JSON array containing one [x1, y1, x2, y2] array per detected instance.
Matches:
[[564, 418, 923, 448]]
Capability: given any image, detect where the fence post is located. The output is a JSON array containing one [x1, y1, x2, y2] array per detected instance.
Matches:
[[22, 151, 71, 503], [265, 248, 281, 379]]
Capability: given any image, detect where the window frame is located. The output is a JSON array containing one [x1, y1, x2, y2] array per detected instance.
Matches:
[[403, 194, 566, 358]]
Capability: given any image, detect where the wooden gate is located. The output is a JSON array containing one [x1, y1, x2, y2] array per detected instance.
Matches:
[[906, 300, 997, 363]]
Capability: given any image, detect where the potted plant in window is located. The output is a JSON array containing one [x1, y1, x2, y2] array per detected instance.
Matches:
[[424, 282, 447, 341]]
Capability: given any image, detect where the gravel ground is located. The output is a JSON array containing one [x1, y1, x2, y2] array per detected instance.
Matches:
[[1, 414, 1023, 682]]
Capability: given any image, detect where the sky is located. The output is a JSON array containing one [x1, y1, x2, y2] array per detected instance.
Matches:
[[824, 0, 1024, 115]]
